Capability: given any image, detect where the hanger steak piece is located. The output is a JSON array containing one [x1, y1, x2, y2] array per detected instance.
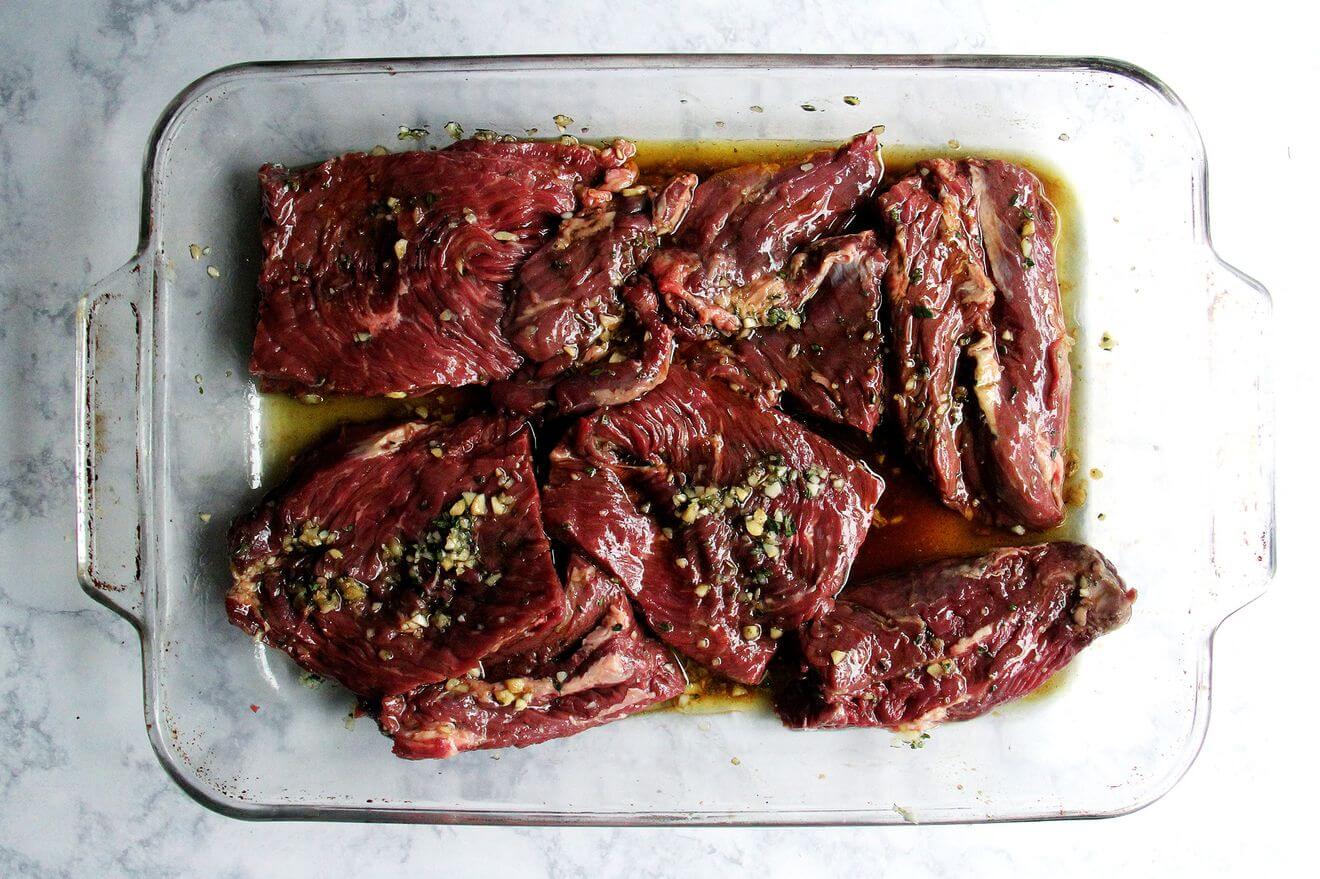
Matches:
[[879, 158, 1071, 529], [251, 138, 630, 397], [776, 542, 1133, 731], [686, 231, 888, 433], [227, 415, 565, 698], [649, 131, 883, 334], [543, 364, 884, 685], [377, 555, 686, 759]]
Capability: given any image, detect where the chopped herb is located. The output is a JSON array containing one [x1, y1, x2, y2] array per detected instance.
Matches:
[[397, 125, 430, 141], [612, 622, 625, 632], [765, 306, 802, 329], [908, 266, 924, 284], [912, 305, 935, 319]]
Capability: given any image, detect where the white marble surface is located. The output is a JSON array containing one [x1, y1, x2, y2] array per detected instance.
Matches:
[[0, 0, 1314, 874]]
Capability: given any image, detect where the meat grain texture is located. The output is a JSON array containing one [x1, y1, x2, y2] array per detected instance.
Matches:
[[231, 134, 1131, 759], [228, 416, 566, 698], [543, 364, 884, 684], [497, 168, 695, 415], [650, 132, 883, 333], [776, 543, 1133, 730], [379, 556, 686, 759], [880, 158, 1071, 530], [687, 231, 889, 433], [251, 140, 623, 397]]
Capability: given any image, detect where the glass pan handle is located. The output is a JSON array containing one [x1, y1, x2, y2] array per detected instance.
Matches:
[[76, 256, 149, 629]]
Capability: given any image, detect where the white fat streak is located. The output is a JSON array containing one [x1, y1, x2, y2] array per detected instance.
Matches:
[[359, 421, 430, 458], [949, 624, 995, 656], [557, 604, 634, 695], [556, 209, 616, 247], [898, 690, 976, 732], [965, 331, 1004, 437]]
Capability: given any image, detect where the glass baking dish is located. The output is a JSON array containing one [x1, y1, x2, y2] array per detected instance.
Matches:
[[75, 54, 1274, 825]]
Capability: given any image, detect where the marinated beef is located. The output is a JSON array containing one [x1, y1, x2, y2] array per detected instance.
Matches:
[[542, 364, 884, 684], [234, 132, 1130, 761], [377, 555, 686, 759], [879, 158, 1071, 530], [687, 232, 888, 433], [497, 172, 696, 415], [649, 132, 883, 334], [776, 542, 1133, 731], [227, 415, 565, 698], [251, 139, 626, 397]]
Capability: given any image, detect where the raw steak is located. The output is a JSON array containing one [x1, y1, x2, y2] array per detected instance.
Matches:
[[250, 139, 625, 397], [776, 542, 1133, 731], [879, 158, 1071, 530], [377, 555, 686, 759], [496, 172, 696, 414], [227, 415, 565, 698], [686, 232, 888, 432], [649, 132, 883, 334], [542, 364, 884, 684]]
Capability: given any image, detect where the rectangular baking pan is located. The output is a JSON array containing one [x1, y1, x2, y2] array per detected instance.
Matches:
[[75, 54, 1274, 825]]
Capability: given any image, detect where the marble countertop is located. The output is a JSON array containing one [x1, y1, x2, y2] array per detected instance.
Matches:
[[1, 0, 1313, 874]]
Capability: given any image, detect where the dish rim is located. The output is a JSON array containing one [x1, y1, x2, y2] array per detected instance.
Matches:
[[75, 52, 1275, 826]]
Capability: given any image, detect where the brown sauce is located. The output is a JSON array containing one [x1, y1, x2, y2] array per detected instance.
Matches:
[[255, 139, 1087, 714]]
